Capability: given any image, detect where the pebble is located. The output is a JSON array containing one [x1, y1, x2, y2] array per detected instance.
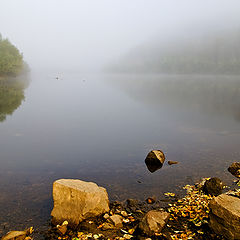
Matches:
[[121, 211, 128, 217], [103, 213, 110, 219]]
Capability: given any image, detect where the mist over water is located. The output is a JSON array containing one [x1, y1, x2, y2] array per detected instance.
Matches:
[[1, 0, 240, 237]]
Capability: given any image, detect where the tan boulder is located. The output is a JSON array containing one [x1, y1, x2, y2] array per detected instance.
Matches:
[[139, 210, 169, 236], [209, 194, 240, 240], [51, 179, 110, 227]]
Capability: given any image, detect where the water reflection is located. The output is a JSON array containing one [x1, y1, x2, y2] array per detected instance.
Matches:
[[0, 76, 29, 122], [108, 74, 240, 122]]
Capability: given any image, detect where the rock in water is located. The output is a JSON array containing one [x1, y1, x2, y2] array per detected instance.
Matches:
[[209, 194, 240, 240], [139, 210, 169, 236], [145, 150, 165, 173], [168, 160, 179, 165], [1, 228, 33, 240], [202, 177, 223, 196], [51, 179, 110, 227], [1, 231, 27, 240], [228, 162, 240, 178]]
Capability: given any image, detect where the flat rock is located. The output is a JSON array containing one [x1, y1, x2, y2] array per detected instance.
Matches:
[[228, 162, 240, 178], [145, 150, 165, 173], [139, 210, 170, 236], [209, 194, 240, 240], [1, 231, 27, 240], [51, 179, 110, 227]]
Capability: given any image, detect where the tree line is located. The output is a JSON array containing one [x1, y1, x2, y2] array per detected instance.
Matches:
[[0, 34, 23, 77]]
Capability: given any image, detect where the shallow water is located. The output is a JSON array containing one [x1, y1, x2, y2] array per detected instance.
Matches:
[[0, 71, 240, 235]]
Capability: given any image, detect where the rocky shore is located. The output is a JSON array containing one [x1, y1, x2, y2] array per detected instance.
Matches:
[[2, 153, 240, 240]]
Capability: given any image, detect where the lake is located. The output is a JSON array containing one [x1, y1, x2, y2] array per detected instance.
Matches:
[[0, 71, 240, 235]]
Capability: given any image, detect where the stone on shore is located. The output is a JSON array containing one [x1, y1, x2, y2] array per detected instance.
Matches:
[[228, 162, 240, 178], [139, 210, 170, 236], [202, 177, 223, 196], [51, 179, 110, 227], [107, 214, 123, 228], [209, 193, 240, 240], [145, 150, 165, 173]]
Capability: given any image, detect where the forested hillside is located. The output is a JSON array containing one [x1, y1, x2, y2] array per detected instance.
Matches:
[[0, 34, 23, 77], [109, 29, 240, 74]]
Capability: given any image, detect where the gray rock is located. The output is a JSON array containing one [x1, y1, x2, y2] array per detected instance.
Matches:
[[145, 150, 165, 173], [202, 177, 223, 196], [228, 162, 240, 178], [139, 210, 170, 236], [209, 194, 240, 240], [51, 179, 109, 227]]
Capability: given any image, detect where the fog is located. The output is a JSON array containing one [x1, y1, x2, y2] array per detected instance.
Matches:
[[1, 0, 240, 72]]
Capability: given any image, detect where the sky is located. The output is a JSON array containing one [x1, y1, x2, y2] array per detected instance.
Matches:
[[0, 0, 240, 71]]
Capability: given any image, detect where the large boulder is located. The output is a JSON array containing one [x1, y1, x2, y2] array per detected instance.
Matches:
[[228, 162, 240, 178], [51, 179, 110, 227], [139, 210, 169, 236], [209, 194, 240, 240], [145, 150, 165, 173]]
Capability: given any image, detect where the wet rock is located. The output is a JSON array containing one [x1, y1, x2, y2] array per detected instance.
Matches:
[[209, 194, 240, 240], [145, 150, 165, 173], [108, 214, 123, 228], [1, 231, 27, 240], [202, 177, 223, 196], [51, 179, 109, 227], [146, 197, 156, 204], [1, 228, 33, 240], [228, 162, 240, 178], [139, 210, 170, 236], [167, 161, 178, 165]]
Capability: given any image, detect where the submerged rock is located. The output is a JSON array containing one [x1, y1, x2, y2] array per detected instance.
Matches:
[[1, 228, 33, 240], [168, 160, 179, 165], [51, 179, 109, 227], [145, 150, 165, 173], [1, 231, 27, 240], [228, 162, 240, 178], [139, 210, 169, 236], [209, 194, 240, 240], [202, 177, 223, 196]]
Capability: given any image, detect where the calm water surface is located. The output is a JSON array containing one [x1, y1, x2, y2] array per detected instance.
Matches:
[[1, 71, 240, 234]]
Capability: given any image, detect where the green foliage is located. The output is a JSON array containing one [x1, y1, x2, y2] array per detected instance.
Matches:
[[0, 35, 23, 76], [0, 78, 25, 122]]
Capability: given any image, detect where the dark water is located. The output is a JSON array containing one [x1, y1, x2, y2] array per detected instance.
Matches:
[[1, 71, 240, 235]]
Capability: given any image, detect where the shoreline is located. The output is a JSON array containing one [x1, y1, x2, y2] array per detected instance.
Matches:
[[2, 176, 240, 240]]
